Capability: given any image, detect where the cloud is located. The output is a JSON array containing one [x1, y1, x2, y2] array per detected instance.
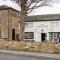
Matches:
[[28, 0, 60, 15]]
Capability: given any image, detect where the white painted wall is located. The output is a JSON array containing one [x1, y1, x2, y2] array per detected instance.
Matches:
[[24, 20, 60, 42]]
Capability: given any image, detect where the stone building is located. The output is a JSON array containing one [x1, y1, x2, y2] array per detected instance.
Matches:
[[0, 5, 20, 40]]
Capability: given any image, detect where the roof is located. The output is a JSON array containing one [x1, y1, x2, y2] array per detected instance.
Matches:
[[0, 5, 20, 13], [0, 5, 11, 9], [0, 0, 20, 11], [26, 14, 60, 22]]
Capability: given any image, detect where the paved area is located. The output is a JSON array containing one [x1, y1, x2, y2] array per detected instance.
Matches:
[[0, 49, 60, 59], [0, 53, 60, 60]]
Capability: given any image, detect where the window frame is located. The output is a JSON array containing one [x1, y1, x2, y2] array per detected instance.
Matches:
[[24, 32, 34, 39]]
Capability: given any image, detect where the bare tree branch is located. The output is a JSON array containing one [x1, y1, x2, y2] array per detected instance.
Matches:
[[11, 0, 51, 14]]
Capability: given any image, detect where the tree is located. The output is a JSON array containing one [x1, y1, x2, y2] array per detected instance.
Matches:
[[11, 0, 52, 41]]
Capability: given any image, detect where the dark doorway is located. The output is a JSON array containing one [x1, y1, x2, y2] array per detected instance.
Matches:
[[41, 33, 46, 42], [12, 29, 15, 40]]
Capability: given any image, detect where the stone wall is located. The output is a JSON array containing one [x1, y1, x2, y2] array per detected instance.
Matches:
[[0, 8, 20, 40], [1, 9, 9, 39]]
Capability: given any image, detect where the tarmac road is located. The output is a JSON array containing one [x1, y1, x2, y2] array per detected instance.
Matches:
[[0, 53, 60, 60]]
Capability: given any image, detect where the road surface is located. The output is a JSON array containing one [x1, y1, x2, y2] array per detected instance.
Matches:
[[0, 53, 60, 60]]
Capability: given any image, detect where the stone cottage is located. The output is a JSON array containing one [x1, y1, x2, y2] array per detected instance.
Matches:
[[0, 5, 20, 40]]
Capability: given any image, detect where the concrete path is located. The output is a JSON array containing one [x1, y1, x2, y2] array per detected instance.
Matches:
[[0, 53, 60, 60], [0, 49, 60, 59]]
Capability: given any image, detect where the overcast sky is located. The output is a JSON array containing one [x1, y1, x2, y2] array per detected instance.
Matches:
[[29, 0, 60, 15], [0, 0, 60, 16]]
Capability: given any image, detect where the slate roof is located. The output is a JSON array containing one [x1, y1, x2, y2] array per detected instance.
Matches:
[[26, 14, 60, 22], [0, 5, 20, 13], [0, 0, 20, 11]]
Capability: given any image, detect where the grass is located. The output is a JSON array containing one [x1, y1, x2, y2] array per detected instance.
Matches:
[[0, 41, 60, 54]]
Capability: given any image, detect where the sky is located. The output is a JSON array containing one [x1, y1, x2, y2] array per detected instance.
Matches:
[[0, 0, 60, 15], [29, 0, 60, 15]]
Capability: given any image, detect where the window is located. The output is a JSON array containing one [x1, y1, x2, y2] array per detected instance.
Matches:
[[53, 33, 57, 39], [49, 32, 58, 40], [25, 22, 33, 28], [24, 32, 34, 39], [50, 21, 59, 27]]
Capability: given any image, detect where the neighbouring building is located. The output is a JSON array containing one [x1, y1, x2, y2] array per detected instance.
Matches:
[[25, 15, 60, 43]]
